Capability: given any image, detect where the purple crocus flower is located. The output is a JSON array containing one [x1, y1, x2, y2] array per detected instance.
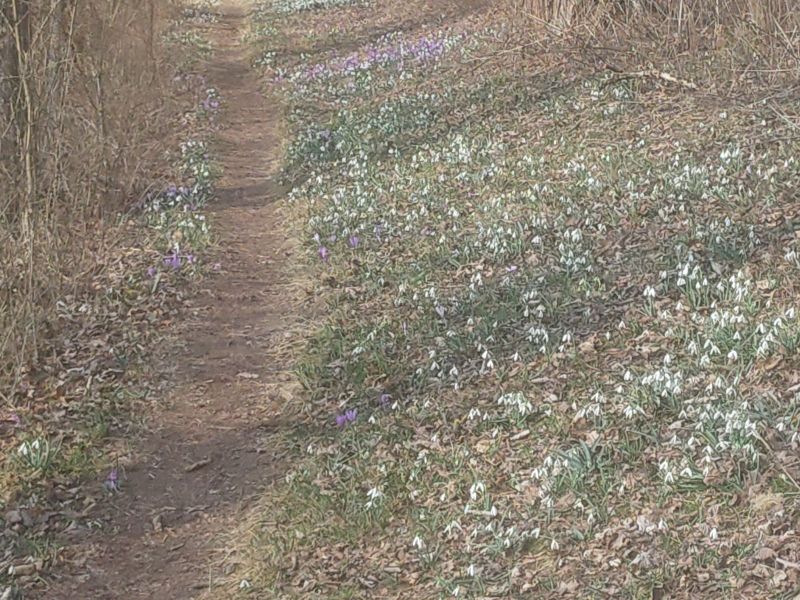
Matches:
[[348, 235, 360, 249], [104, 468, 120, 492], [164, 252, 182, 270], [374, 223, 383, 241], [8, 413, 21, 427], [147, 266, 157, 278], [336, 409, 358, 427], [379, 393, 391, 408], [318, 246, 330, 261]]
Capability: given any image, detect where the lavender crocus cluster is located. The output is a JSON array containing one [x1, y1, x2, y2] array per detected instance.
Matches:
[[335, 409, 358, 427], [144, 184, 192, 213], [299, 31, 465, 82], [200, 87, 221, 114], [163, 250, 196, 271]]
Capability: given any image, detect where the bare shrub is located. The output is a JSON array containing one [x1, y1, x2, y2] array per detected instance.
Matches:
[[0, 0, 176, 395]]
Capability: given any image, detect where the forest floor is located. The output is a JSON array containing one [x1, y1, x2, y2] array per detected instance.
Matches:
[[5, 0, 800, 598]]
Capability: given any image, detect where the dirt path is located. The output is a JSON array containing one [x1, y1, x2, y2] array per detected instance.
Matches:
[[47, 2, 298, 598]]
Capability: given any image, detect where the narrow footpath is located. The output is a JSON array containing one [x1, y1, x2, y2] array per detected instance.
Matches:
[[48, 2, 299, 597]]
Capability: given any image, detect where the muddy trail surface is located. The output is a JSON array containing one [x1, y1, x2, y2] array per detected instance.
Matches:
[[47, 2, 299, 598]]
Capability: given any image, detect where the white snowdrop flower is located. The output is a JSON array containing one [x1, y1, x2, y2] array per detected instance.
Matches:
[[467, 564, 476, 577], [643, 285, 657, 299], [444, 520, 462, 536], [623, 370, 633, 382], [550, 539, 559, 551], [727, 350, 738, 362], [469, 481, 485, 501], [709, 528, 718, 541], [412, 535, 425, 550], [663, 354, 672, 366], [365, 487, 383, 509]]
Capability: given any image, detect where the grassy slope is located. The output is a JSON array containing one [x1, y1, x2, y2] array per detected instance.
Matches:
[[242, 1, 800, 597]]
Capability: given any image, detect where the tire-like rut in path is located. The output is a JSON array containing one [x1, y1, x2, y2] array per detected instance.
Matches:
[[49, 2, 297, 597]]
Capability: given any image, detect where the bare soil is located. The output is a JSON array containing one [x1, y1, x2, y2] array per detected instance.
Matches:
[[46, 3, 300, 598]]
